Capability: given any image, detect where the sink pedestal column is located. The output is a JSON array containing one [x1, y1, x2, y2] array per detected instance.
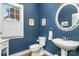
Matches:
[[61, 49, 68, 56]]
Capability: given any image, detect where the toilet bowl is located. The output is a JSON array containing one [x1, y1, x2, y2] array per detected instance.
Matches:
[[29, 44, 41, 52], [29, 37, 46, 56]]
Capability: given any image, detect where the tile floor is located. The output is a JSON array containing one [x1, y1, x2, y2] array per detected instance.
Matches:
[[21, 52, 48, 56]]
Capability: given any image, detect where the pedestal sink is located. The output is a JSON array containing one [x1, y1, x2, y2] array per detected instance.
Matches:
[[52, 38, 79, 56]]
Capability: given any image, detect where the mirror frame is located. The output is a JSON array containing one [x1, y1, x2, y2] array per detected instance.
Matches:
[[55, 4, 79, 31]]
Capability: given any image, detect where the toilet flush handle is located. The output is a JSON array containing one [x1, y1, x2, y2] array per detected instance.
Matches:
[[37, 39, 39, 42]]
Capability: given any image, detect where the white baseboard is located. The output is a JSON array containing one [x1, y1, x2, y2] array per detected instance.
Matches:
[[10, 49, 30, 56], [10, 49, 57, 56]]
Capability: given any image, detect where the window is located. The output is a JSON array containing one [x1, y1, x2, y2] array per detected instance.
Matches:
[[1, 3, 24, 39], [2, 4, 20, 21], [9, 7, 20, 21]]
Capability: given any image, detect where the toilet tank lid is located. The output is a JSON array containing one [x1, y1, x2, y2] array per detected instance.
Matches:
[[39, 37, 46, 39]]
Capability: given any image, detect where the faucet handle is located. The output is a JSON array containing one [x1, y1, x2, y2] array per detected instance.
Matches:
[[60, 36, 66, 40], [64, 37, 67, 40]]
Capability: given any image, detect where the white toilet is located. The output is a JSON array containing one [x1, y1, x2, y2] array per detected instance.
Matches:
[[29, 37, 46, 56]]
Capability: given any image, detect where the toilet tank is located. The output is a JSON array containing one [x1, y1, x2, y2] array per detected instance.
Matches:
[[39, 37, 46, 46]]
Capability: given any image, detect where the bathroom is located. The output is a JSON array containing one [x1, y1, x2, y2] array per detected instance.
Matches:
[[0, 3, 79, 56]]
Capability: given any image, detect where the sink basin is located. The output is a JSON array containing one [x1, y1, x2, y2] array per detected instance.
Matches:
[[52, 38, 79, 51]]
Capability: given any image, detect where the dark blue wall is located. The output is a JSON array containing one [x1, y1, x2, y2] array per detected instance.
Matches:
[[39, 3, 79, 56], [9, 3, 79, 56], [9, 3, 40, 55]]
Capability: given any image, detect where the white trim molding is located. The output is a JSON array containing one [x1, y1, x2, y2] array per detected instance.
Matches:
[[10, 49, 30, 56]]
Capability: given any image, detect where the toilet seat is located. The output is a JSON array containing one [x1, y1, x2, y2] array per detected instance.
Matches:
[[29, 44, 41, 52]]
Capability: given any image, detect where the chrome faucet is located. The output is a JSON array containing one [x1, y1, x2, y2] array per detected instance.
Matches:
[[63, 37, 69, 41]]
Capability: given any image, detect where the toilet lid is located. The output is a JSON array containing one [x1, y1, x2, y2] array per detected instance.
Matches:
[[30, 44, 41, 49]]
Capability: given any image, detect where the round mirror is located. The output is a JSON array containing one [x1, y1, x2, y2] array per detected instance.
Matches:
[[55, 4, 79, 31]]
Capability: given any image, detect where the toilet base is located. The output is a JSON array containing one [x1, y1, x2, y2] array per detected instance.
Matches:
[[31, 48, 45, 56]]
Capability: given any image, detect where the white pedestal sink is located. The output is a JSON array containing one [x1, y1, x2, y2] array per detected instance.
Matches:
[[52, 38, 79, 56]]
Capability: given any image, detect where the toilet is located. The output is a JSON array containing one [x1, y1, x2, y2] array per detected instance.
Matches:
[[29, 37, 46, 56]]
